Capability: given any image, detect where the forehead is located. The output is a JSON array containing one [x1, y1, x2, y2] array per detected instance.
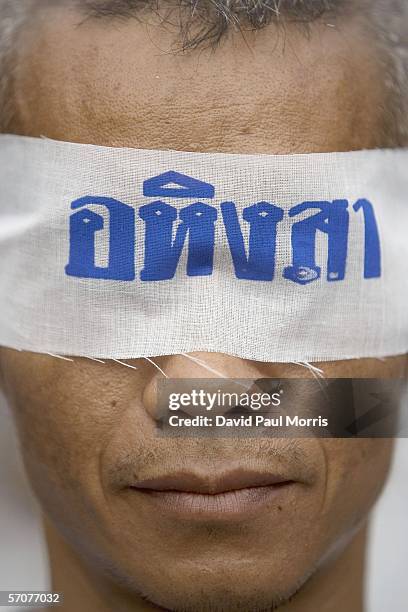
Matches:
[[15, 6, 386, 153]]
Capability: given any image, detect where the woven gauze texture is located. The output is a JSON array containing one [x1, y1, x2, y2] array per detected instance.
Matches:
[[0, 135, 407, 362]]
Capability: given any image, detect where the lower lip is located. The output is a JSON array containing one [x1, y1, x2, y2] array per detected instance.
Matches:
[[130, 482, 295, 520]]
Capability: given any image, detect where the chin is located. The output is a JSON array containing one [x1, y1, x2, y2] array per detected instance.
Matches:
[[113, 559, 309, 612], [140, 582, 299, 612]]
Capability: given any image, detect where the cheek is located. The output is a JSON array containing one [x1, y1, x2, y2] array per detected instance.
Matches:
[[322, 439, 393, 527], [318, 356, 407, 378], [0, 351, 155, 559], [0, 351, 137, 492]]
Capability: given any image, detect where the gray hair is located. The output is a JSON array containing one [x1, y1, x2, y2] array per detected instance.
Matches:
[[0, 0, 407, 143], [369, 1, 408, 145], [0, 2, 28, 130]]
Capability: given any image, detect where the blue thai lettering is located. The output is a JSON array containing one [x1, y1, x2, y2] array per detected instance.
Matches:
[[140, 201, 218, 281], [180, 203, 218, 276], [221, 201, 284, 280], [353, 199, 381, 278], [65, 173, 382, 286], [65, 196, 135, 281], [143, 171, 215, 199], [284, 200, 350, 285]]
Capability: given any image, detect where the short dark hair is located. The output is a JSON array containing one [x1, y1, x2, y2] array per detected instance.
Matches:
[[82, 0, 353, 49]]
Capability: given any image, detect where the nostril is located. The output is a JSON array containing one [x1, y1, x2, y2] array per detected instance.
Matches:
[[254, 378, 282, 395]]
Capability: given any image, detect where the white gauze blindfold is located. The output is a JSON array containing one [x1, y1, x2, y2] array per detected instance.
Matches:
[[0, 135, 407, 362]]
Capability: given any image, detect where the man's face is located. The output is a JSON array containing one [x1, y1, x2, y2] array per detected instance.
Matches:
[[0, 5, 406, 611]]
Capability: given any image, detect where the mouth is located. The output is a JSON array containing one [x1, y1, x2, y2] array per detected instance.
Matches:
[[127, 470, 298, 519]]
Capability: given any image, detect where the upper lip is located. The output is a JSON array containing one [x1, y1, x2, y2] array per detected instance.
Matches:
[[130, 470, 294, 495]]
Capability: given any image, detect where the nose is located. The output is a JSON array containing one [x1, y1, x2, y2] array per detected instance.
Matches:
[[142, 352, 264, 422]]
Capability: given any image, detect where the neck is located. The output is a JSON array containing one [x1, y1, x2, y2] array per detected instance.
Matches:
[[43, 518, 367, 612]]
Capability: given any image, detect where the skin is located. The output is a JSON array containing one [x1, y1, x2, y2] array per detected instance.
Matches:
[[0, 4, 407, 611]]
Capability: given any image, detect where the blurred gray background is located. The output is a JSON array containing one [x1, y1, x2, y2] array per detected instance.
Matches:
[[0, 391, 407, 611]]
